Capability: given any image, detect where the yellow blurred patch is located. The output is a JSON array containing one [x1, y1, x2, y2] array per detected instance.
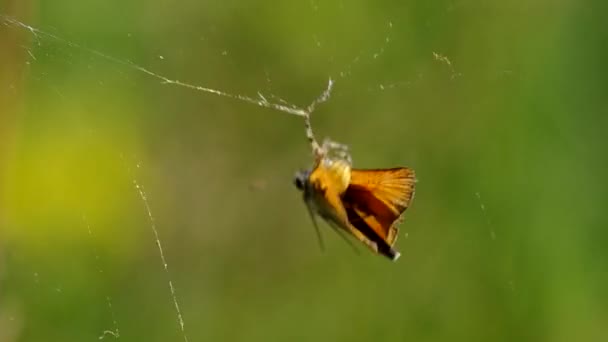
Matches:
[[1, 115, 142, 253]]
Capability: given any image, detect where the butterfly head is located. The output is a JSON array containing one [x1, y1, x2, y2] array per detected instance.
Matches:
[[293, 169, 311, 192]]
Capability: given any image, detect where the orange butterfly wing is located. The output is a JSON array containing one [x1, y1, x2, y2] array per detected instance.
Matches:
[[342, 167, 416, 246], [306, 163, 382, 255]]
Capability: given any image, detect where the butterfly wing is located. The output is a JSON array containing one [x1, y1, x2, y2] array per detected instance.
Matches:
[[344, 204, 401, 260], [304, 160, 411, 261], [319, 186, 381, 255], [343, 167, 416, 246]]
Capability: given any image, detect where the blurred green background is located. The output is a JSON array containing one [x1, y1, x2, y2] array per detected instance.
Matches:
[[1, 0, 607, 341]]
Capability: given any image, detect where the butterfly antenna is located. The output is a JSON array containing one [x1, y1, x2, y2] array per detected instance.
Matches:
[[305, 203, 325, 252]]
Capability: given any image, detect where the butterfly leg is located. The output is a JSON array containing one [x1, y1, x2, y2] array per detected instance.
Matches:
[[326, 221, 361, 255], [305, 203, 325, 252]]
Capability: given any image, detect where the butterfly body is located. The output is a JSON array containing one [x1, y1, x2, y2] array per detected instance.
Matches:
[[295, 156, 415, 261], [302, 159, 351, 222]]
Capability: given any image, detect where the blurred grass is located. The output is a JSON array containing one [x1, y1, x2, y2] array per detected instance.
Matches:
[[1, 0, 607, 341]]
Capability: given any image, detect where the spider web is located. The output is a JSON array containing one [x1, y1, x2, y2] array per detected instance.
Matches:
[[0, 10, 412, 341], [0, 7, 458, 341], [5, 2, 602, 341]]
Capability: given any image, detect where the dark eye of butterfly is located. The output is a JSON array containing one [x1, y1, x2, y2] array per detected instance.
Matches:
[[293, 175, 304, 190], [293, 170, 309, 191]]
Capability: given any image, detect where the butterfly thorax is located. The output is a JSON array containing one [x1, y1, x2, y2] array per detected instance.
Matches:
[[312, 158, 351, 193], [295, 158, 351, 221]]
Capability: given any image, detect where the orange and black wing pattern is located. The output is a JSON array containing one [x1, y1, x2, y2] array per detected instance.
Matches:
[[342, 167, 415, 259]]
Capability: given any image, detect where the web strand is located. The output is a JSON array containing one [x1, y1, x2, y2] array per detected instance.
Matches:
[[132, 177, 189, 342], [1, 15, 309, 117], [1, 15, 334, 154], [119, 155, 189, 342]]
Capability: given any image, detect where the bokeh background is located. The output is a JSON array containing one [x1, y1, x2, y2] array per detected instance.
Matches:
[[1, 0, 607, 341]]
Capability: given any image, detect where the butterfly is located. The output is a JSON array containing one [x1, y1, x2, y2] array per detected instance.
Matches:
[[294, 151, 415, 261]]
